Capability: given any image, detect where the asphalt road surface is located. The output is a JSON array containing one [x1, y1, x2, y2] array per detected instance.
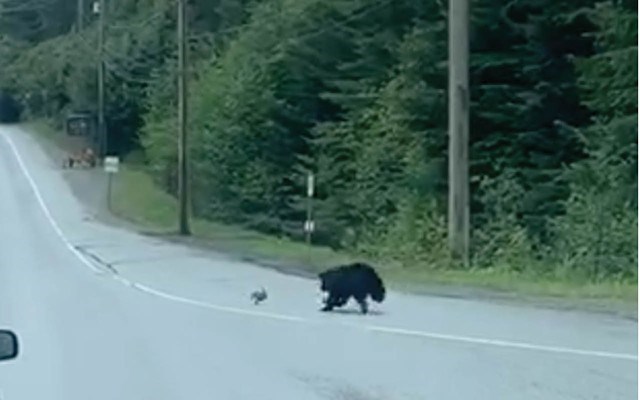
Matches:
[[0, 125, 637, 400]]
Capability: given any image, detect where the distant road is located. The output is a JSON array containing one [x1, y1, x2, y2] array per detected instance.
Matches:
[[0, 125, 637, 400]]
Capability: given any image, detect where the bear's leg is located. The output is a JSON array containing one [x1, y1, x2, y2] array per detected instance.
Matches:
[[334, 295, 349, 307], [321, 302, 334, 312], [321, 293, 338, 311], [321, 292, 349, 312], [355, 295, 368, 314]]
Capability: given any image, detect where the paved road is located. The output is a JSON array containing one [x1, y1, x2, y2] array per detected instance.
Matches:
[[0, 125, 637, 400]]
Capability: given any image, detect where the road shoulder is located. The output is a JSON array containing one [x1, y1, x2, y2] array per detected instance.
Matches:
[[19, 121, 638, 320]]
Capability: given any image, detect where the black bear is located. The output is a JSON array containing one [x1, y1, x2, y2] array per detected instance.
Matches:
[[318, 262, 386, 314]]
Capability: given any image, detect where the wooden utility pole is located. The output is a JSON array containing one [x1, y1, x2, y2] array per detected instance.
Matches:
[[448, 0, 470, 266], [77, 0, 84, 31], [96, 0, 106, 157], [177, 0, 191, 235]]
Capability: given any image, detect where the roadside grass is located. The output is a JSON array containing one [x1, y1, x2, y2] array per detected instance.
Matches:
[[24, 119, 64, 145], [22, 120, 637, 310], [109, 166, 354, 271], [110, 163, 637, 307]]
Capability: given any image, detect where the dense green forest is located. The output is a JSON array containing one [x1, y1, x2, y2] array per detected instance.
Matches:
[[0, 0, 636, 281]]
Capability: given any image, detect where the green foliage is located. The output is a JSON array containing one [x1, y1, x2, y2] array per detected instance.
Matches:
[[552, 1, 638, 281], [471, 172, 537, 271], [312, 18, 448, 246], [0, 0, 77, 42], [1, 0, 636, 282], [470, 0, 596, 242], [575, 1, 637, 119], [357, 197, 449, 269], [553, 154, 637, 280]]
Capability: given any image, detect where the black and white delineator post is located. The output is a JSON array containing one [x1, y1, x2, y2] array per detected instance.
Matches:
[[104, 156, 119, 212], [304, 173, 315, 246]]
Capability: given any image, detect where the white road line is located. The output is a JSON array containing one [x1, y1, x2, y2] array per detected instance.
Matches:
[[2, 134, 105, 275], [366, 326, 638, 361], [2, 131, 637, 363], [132, 281, 307, 322]]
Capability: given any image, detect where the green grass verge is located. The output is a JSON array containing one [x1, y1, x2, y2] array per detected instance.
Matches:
[[110, 166, 354, 269], [24, 119, 62, 143], [109, 164, 637, 307]]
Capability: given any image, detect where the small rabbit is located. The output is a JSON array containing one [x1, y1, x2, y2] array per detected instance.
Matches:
[[250, 287, 268, 305]]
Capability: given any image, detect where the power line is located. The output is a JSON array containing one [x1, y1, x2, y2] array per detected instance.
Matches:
[[68, 0, 426, 115], [73, 0, 398, 89]]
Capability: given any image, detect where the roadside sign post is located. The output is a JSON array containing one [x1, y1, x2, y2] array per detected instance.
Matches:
[[104, 156, 119, 212], [304, 172, 315, 265], [305, 173, 315, 244]]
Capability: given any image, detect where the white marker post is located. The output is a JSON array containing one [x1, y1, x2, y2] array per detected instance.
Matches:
[[104, 156, 119, 211], [305, 172, 315, 246], [304, 172, 315, 266]]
